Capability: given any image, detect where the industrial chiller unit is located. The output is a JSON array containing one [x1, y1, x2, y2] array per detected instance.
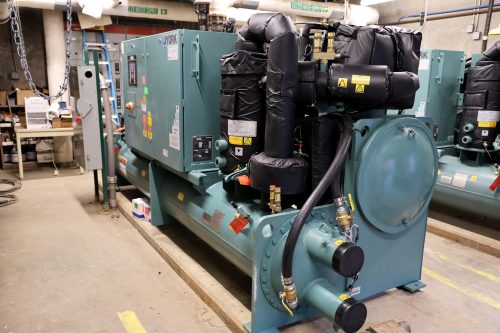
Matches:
[[107, 13, 437, 333]]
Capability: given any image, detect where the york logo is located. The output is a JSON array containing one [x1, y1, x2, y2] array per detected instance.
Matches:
[[164, 35, 177, 46]]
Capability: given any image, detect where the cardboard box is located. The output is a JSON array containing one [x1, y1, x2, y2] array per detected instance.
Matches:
[[0, 91, 6, 106], [18, 112, 26, 127], [16, 90, 36, 106], [51, 117, 73, 128]]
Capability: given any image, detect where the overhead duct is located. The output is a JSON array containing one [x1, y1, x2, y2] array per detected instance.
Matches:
[[13, 0, 198, 22], [10, 0, 379, 27], [228, 0, 380, 25]]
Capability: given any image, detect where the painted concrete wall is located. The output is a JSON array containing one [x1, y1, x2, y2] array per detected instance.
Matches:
[[0, 9, 47, 92], [375, 0, 500, 57]]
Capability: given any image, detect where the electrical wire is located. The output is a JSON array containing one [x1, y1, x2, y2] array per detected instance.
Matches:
[[0, 178, 22, 207], [417, 0, 430, 33], [0, 178, 22, 193]]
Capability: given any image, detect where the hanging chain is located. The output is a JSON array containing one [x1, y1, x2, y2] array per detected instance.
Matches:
[[7, 0, 73, 100]]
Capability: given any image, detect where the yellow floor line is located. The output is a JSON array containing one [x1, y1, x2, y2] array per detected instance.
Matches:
[[422, 267, 500, 310], [427, 249, 500, 284], [117, 311, 148, 333]]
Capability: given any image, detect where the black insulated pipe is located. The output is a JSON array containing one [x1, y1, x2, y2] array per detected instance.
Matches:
[[480, 40, 500, 61], [282, 114, 353, 280], [239, 13, 299, 158]]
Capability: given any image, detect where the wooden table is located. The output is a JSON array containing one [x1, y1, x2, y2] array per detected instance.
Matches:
[[15, 127, 82, 180]]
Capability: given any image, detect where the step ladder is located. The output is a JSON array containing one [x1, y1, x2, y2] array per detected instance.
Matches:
[[82, 29, 120, 124]]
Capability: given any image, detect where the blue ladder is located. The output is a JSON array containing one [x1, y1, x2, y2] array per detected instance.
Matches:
[[82, 29, 120, 124]]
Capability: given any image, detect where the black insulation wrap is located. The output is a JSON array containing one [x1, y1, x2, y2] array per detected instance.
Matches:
[[480, 40, 500, 61], [330, 23, 422, 74], [239, 13, 299, 158], [220, 50, 267, 173], [459, 62, 500, 149], [326, 64, 419, 110], [282, 114, 353, 279]]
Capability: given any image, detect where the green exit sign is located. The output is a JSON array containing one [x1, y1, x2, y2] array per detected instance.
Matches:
[[128, 6, 168, 15]]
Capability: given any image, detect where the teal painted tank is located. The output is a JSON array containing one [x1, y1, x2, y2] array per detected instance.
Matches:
[[434, 154, 500, 220]]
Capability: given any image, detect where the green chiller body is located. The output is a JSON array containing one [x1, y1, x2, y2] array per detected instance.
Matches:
[[117, 25, 437, 333]]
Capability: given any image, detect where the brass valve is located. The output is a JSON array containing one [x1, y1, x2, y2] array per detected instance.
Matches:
[[269, 185, 282, 214], [280, 277, 298, 310], [334, 197, 354, 234]]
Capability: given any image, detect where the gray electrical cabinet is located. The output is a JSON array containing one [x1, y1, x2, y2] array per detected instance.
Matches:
[[72, 66, 102, 171]]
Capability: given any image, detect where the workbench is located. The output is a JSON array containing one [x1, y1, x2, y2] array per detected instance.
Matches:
[[15, 127, 82, 180]]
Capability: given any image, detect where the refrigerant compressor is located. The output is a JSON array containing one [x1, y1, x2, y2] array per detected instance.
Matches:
[[115, 14, 437, 333]]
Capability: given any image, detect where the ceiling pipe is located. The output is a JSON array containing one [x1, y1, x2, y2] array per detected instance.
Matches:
[[397, 2, 500, 22], [382, 7, 500, 26], [483, 0, 495, 52], [225, 0, 380, 25], [13, 0, 197, 22]]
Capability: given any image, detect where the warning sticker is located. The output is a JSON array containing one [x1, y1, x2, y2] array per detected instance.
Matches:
[[169, 106, 180, 150], [235, 147, 244, 156], [478, 122, 496, 128], [477, 110, 500, 122], [440, 175, 452, 185], [177, 192, 184, 202], [470, 175, 478, 182], [228, 119, 257, 137], [168, 44, 178, 61], [349, 286, 361, 297], [351, 75, 371, 85], [229, 215, 249, 234], [243, 137, 252, 145], [355, 84, 365, 93], [337, 77, 348, 88], [339, 294, 350, 301], [452, 173, 468, 188], [334, 239, 344, 246], [229, 136, 243, 145]]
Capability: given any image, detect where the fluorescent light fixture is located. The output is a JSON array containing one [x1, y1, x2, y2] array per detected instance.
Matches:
[[360, 0, 394, 5]]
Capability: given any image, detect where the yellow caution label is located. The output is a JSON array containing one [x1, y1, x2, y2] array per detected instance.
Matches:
[[470, 175, 478, 182], [140, 170, 146, 178], [177, 192, 184, 202], [351, 75, 371, 85], [478, 121, 497, 128], [229, 136, 243, 145], [243, 137, 252, 145], [339, 293, 350, 301], [334, 240, 344, 246], [355, 84, 365, 93], [337, 77, 348, 88]]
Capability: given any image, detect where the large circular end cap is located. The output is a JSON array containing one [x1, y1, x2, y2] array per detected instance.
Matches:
[[356, 118, 438, 234], [332, 243, 364, 277], [334, 298, 367, 333]]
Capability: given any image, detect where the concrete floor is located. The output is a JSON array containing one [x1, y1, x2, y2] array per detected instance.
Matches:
[[1, 169, 500, 333], [0, 170, 230, 333]]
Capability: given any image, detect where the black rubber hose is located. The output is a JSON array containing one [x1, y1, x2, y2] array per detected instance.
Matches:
[[282, 114, 353, 279]]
